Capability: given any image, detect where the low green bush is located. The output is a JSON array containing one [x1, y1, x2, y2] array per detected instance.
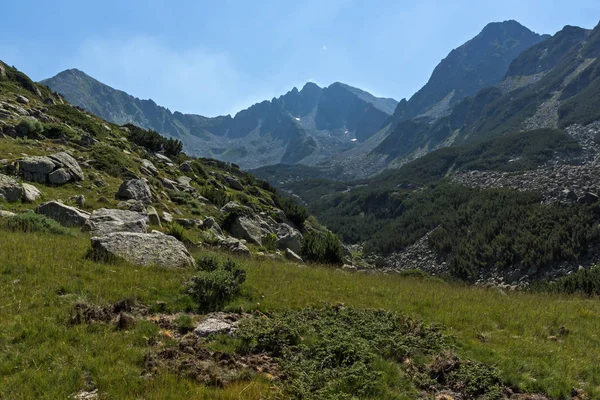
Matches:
[[16, 118, 44, 138], [535, 266, 600, 296], [301, 230, 343, 265], [200, 186, 230, 208], [1, 212, 71, 235], [166, 223, 187, 242], [187, 258, 246, 311], [90, 143, 135, 177]]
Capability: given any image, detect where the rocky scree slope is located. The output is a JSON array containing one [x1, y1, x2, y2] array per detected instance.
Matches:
[[1, 60, 343, 268]]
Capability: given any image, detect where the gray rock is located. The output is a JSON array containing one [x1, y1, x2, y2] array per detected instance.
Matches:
[[154, 153, 172, 163], [16, 95, 29, 105], [48, 168, 71, 185], [21, 183, 41, 202], [220, 201, 250, 214], [179, 161, 193, 173], [285, 248, 304, 263], [36, 201, 90, 227], [86, 208, 148, 236], [203, 217, 223, 236], [194, 313, 242, 337], [0, 210, 16, 218], [116, 179, 152, 204], [68, 194, 85, 207], [47, 152, 84, 181], [175, 218, 195, 228], [146, 205, 162, 226], [90, 231, 194, 268], [19, 152, 83, 184], [230, 215, 268, 246], [176, 176, 193, 187], [224, 176, 244, 191], [141, 159, 159, 176], [161, 178, 178, 190], [0, 174, 24, 202], [275, 223, 303, 254], [161, 211, 173, 224], [19, 156, 55, 183], [217, 236, 251, 257]]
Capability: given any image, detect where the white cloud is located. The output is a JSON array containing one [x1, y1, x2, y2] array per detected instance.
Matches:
[[68, 36, 240, 116]]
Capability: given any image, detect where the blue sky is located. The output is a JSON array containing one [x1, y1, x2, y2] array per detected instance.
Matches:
[[2, 1, 599, 116]]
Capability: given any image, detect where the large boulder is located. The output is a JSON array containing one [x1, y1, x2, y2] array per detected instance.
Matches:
[[21, 183, 41, 202], [90, 231, 194, 268], [220, 201, 250, 214], [36, 201, 90, 227], [229, 215, 271, 246], [116, 179, 152, 204], [276, 223, 303, 254], [18, 156, 55, 183], [47, 152, 84, 181], [141, 159, 159, 176], [86, 208, 147, 236], [223, 176, 244, 191], [0, 174, 24, 202], [19, 152, 83, 184]]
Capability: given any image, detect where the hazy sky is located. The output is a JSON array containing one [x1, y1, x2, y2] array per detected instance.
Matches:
[[2, 1, 598, 116]]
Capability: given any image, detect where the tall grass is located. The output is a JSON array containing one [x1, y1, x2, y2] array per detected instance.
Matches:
[[0, 230, 599, 398]]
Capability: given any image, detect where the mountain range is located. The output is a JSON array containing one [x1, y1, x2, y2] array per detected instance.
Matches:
[[42, 20, 549, 178]]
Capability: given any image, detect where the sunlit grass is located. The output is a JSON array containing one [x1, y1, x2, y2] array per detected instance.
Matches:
[[0, 230, 599, 398]]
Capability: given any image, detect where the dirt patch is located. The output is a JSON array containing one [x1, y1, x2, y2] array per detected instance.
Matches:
[[69, 299, 148, 326], [144, 332, 280, 387]]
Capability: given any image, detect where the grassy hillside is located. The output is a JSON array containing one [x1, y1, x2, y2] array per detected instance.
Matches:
[[1, 230, 599, 398]]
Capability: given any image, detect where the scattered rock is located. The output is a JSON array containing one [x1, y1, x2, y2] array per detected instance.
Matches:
[[146, 205, 162, 226], [21, 183, 41, 202], [86, 208, 148, 236], [217, 237, 251, 257], [90, 231, 194, 268], [16, 95, 29, 105], [116, 179, 152, 204], [229, 215, 269, 246], [179, 161, 193, 173], [223, 176, 244, 191], [161, 211, 173, 224], [275, 223, 303, 254], [36, 201, 90, 227], [193, 312, 243, 337], [141, 159, 159, 176], [19, 152, 83, 184], [0, 210, 16, 218], [285, 248, 303, 263], [0, 174, 25, 202]]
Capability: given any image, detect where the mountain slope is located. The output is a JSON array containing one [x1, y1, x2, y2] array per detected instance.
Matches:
[[41, 72, 397, 169], [389, 20, 549, 123], [370, 22, 599, 167]]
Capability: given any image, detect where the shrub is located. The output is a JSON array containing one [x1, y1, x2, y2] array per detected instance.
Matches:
[[535, 266, 600, 296], [220, 207, 253, 233], [166, 223, 187, 242], [274, 195, 309, 228], [1, 212, 71, 235], [168, 190, 201, 208], [90, 143, 135, 177], [123, 123, 182, 157], [187, 257, 246, 311], [200, 186, 229, 208], [301, 230, 344, 265], [42, 123, 77, 139], [262, 233, 277, 252], [16, 118, 44, 138]]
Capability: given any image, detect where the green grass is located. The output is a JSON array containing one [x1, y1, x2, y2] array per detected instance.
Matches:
[[1, 230, 600, 398]]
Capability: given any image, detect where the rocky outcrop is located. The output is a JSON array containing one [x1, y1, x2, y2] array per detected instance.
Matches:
[[275, 223, 303, 254], [90, 231, 194, 268], [21, 183, 41, 202], [229, 215, 269, 246], [116, 179, 152, 204], [36, 201, 90, 227], [86, 208, 148, 236], [19, 152, 84, 184], [223, 175, 244, 191]]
